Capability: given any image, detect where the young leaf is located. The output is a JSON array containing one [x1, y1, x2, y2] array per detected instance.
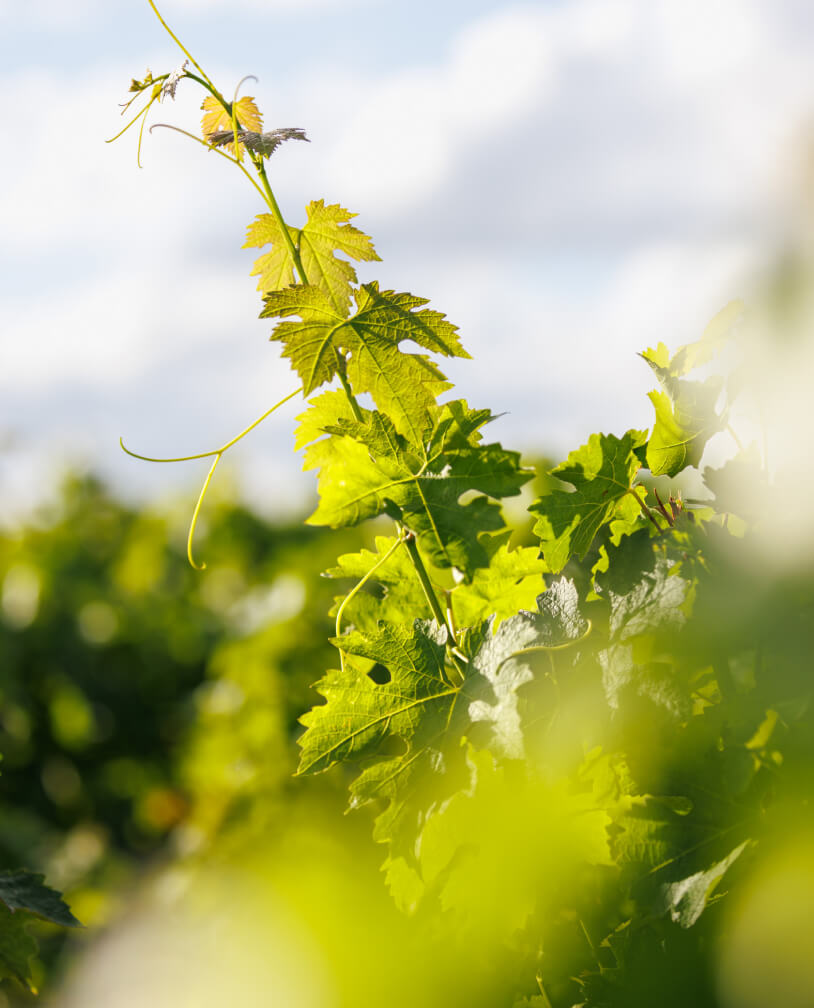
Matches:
[[262, 282, 468, 441], [246, 200, 379, 312], [530, 430, 648, 573], [200, 94, 262, 153], [640, 315, 739, 477], [645, 377, 723, 477], [209, 127, 308, 159], [299, 201, 380, 314], [641, 300, 744, 380], [244, 211, 300, 294]]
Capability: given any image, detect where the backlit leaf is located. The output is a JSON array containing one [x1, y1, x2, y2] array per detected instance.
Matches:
[[530, 430, 647, 573], [262, 282, 467, 441], [200, 94, 262, 154]]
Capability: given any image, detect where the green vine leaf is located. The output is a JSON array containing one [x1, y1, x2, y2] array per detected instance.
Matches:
[[262, 282, 468, 441], [466, 578, 589, 758], [0, 904, 38, 989], [530, 430, 648, 573], [200, 94, 262, 154], [299, 580, 589, 860], [644, 378, 723, 478], [299, 399, 530, 575], [297, 619, 455, 775], [450, 531, 548, 631], [0, 871, 80, 928], [245, 200, 379, 313], [244, 212, 300, 294], [325, 535, 435, 632], [299, 201, 380, 313], [655, 840, 749, 928], [0, 871, 79, 990], [639, 305, 742, 477]]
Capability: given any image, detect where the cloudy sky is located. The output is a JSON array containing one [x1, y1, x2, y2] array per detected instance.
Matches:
[[1, 0, 812, 520]]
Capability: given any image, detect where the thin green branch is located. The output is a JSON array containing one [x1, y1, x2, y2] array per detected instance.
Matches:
[[147, 124, 268, 202], [628, 486, 665, 531], [535, 975, 554, 1008], [146, 0, 214, 90], [253, 157, 308, 284], [401, 529, 455, 647], [334, 352, 364, 422]]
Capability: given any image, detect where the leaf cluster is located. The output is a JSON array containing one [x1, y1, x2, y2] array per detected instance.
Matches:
[[105, 19, 813, 1008]]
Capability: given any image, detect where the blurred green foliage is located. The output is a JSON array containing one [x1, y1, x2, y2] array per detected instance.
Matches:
[[0, 473, 367, 993], [2, 460, 812, 1007]]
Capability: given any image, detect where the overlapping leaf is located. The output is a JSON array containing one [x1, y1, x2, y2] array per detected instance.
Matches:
[[414, 748, 612, 936], [0, 871, 80, 928], [655, 840, 748, 928], [297, 619, 455, 775], [450, 531, 547, 631], [325, 535, 436, 633], [530, 430, 648, 573], [639, 307, 742, 477], [200, 94, 262, 154], [262, 282, 468, 441], [298, 398, 530, 575], [641, 300, 744, 381], [245, 200, 380, 313], [466, 578, 589, 757], [645, 378, 723, 477], [299, 580, 589, 860], [0, 871, 79, 988]]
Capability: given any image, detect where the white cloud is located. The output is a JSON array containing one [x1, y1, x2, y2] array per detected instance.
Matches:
[[2, 0, 814, 516], [314, 6, 555, 213], [0, 0, 370, 28]]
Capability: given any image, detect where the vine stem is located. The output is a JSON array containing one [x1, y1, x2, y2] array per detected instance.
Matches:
[[253, 157, 308, 284], [146, 0, 214, 90], [401, 528, 455, 643], [627, 487, 664, 531], [251, 154, 365, 427], [535, 975, 554, 1008], [145, 2, 365, 428], [334, 353, 364, 422]]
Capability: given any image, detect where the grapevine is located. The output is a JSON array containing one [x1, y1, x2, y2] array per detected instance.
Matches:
[[101, 6, 814, 1006]]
